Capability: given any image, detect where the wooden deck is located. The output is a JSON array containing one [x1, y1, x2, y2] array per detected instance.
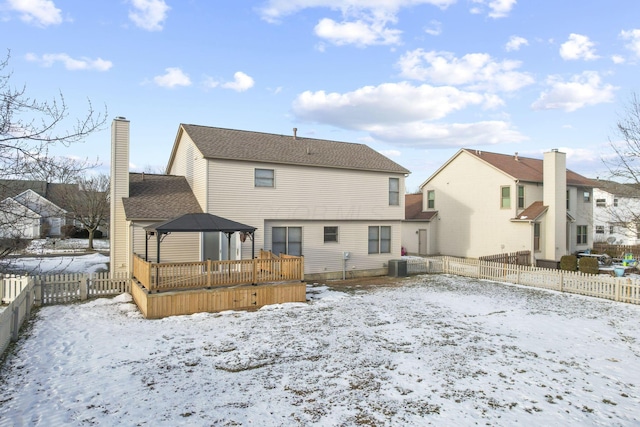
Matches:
[[131, 251, 306, 318]]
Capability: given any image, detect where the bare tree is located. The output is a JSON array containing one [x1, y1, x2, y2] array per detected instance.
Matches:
[[24, 155, 100, 184], [0, 51, 106, 259], [598, 92, 640, 240], [57, 174, 110, 250]]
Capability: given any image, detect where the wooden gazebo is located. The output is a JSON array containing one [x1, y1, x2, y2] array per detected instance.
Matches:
[[143, 213, 257, 263]]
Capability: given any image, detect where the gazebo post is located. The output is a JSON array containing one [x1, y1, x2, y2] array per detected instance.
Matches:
[[156, 232, 161, 263]]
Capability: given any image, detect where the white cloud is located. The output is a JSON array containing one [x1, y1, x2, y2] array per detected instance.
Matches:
[[505, 35, 528, 52], [7, 0, 62, 26], [611, 55, 625, 64], [129, 0, 170, 31], [369, 120, 526, 147], [153, 67, 191, 88], [25, 53, 112, 71], [222, 72, 255, 92], [531, 71, 617, 112], [378, 149, 401, 157], [258, 0, 456, 24], [397, 49, 534, 92], [424, 20, 442, 36], [314, 17, 402, 46], [470, 0, 516, 18], [620, 29, 640, 58], [559, 33, 599, 61], [292, 82, 499, 128], [205, 72, 255, 92], [258, 0, 455, 46]]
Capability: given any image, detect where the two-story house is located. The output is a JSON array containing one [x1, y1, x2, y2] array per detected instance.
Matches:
[[593, 180, 640, 245], [110, 118, 410, 280], [417, 148, 596, 264]]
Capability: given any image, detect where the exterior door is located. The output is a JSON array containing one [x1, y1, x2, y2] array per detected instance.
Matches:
[[203, 232, 240, 261], [418, 229, 428, 255]]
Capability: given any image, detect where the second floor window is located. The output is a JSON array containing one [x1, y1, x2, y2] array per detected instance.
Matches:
[[501, 186, 510, 209], [596, 199, 606, 207], [427, 190, 435, 209], [389, 178, 399, 206], [595, 225, 604, 234], [583, 190, 591, 203], [517, 185, 525, 209], [255, 168, 274, 187]]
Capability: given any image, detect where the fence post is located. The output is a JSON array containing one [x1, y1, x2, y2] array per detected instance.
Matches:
[[559, 271, 564, 293], [34, 278, 42, 307], [80, 274, 88, 301], [615, 280, 621, 302], [11, 305, 19, 342]]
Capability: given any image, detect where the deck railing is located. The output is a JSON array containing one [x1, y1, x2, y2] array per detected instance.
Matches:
[[132, 252, 304, 293]]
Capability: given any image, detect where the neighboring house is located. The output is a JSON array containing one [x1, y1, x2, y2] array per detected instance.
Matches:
[[402, 193, 437, 256], [416, 148, 596, 264], [0, 197, 41, 239], [110, 118, 410, 280], [593, 180, 640, 245], [12, 189, 68, 236]]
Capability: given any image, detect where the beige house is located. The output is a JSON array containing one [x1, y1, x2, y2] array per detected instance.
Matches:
[[110, 118, 410, 280], [417, 148, 596, 264]]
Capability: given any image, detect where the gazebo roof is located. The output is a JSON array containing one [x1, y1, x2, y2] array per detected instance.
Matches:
[[145, 213, 256, 234]]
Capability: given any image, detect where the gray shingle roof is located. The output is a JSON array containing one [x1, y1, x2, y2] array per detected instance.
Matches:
[[179, 124, 410, 174], [594, 179, 640, 198], [123, 173, 202, 220]]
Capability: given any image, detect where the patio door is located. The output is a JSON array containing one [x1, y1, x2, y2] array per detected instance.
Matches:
[[418, 229, 428, 255], [202, 232, 240, 261]]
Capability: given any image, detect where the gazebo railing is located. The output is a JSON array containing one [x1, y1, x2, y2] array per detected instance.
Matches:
[[132, 253, 304, 293]]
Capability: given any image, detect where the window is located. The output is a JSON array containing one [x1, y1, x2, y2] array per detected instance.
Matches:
[[596, 199, 606, 207], [609, 225, 615, 234], [272, 226, 302, 256], [389, 178, 399, 206], [517, 185, 525, 209], [368, 226, 391, 254], [577, 225, 588, 244], [614, 198, 619, 207], [255, 168, 274, 187], [324, 226, 338, 243], [595, 225, 604, 234], [566, 190, 570, 210], [427, 190, 435, 209], [500, 186, 511, 209], [533, 222, 540, 251], [583, 190, 591, 203]]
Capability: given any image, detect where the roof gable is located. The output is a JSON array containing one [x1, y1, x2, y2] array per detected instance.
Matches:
[[421, 148, 596, 189], [13, 189, 66, 215], [168, 124, 410, 174]]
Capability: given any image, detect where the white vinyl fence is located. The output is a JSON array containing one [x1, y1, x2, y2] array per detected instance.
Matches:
[[419, 256, 640, 305], [1, 272, 131, 357]]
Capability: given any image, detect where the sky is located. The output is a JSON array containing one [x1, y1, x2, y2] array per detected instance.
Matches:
[[2, 275, 640, 425], [2, 1, 640, 192]]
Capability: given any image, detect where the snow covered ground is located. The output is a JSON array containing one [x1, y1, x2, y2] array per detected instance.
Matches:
[[1, 274, 640, 426], [2, 239, 110, 275]]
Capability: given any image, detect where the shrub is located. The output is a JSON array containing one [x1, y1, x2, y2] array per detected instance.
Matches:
[[560, 255, 577, 271], [61, 224, 77, 238], [578, 257, 600, 275]]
